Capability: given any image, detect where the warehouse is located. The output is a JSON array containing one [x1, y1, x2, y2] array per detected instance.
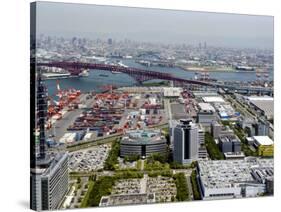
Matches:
[[253, 136, 274, 157], [198, 103, 216, 112], [244, 96, 274, 119], [163, 87, 182, 97], [202, 96, 225, 103], [197, 158, 273, 200]]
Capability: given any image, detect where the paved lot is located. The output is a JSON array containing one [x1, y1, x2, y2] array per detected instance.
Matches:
[[171, 103, 189, 120], [69, 144, 110, 172]]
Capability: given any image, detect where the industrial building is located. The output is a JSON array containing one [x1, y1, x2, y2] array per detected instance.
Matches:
[[202, 96, 225, 103], [253, 120, 270, 136], [173, 120, 198, 164], [197, 158, 274, 200], [120, 129, 167, 158], [197, 102, 216, 112], [218, 134, 241, 153], [211, 121, 221, 139], [253, 136, 274, 157], [197, 110, 217, 127], [213, 102, 238, 120], [224, 152, 245, 160], [163, 87, 182, 97], [193, 91, 219, 98], [244, 96, 274, 119]]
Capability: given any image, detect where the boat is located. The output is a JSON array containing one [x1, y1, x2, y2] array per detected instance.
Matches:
[[111, 70, 122, 74], [117, 61, 128, 68], [79, 69, 89, 77], [42, 72, 75, 80]]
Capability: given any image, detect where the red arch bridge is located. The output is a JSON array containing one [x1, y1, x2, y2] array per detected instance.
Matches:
[[37, 61, 273, 95]]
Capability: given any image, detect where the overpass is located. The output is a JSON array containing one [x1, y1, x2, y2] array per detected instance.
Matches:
[[37, 61, 273, 95]]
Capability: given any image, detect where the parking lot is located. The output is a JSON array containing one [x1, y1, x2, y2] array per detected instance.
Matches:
[[69, 144, 111, 172]]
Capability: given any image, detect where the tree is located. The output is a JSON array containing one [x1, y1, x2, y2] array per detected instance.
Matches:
[[191, 170, 201, 200], [77, 177, 81, 184], [173, 173, 189, 201]]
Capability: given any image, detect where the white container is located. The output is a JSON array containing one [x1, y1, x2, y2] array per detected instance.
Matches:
[[84, 133, 93, 141], [140, 115, 145, 121], [140, 108, 146, 115]]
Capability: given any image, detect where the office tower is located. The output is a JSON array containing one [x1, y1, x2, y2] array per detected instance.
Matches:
[[173, 119, 198, 164], [31, 72, 69, 211], [31, 153, 69, 210]]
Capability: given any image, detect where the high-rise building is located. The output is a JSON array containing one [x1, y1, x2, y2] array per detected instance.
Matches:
[[108, 38, 113, 45], [31, 72, 69, 211], [173, 119, 198, 164], [31, 153, 69, 210]]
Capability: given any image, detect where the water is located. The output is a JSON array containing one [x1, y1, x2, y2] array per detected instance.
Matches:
[[45, 59, 273, 97]]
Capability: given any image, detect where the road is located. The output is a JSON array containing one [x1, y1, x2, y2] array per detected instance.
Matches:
[[46, 93, 96, 142], [225, 94, 256, 120]]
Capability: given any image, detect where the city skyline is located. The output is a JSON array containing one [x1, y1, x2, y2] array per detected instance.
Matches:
[[36, 2, 274, 49], [31, 2, 274, 210]]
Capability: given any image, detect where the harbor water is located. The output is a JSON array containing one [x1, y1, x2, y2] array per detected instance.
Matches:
[[45, 59, 273, 97]]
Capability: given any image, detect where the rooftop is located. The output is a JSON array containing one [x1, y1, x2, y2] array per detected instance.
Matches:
[[246, 96, 274, 101], [219, 134, 240, 143], [198, 158, 273, 189], [253, 136, 274, 146], [202, 96, 225, 103], [198, 103, 216, 112], [121, 129, 166, 145]]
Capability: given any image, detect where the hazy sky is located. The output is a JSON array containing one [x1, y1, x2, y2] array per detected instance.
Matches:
[[35, 2, 274, 49]]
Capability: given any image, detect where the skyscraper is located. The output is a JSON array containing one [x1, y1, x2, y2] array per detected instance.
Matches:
[[108, 38, 113, 45], [173, 119, 198, 164], [31, 72, 69, 211], [31, 153, 69, 210]]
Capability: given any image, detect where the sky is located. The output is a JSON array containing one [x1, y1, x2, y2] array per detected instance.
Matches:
[[35, 2, 274, 49]]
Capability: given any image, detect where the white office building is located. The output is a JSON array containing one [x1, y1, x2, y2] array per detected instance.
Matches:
[[31, 153, 69, 211]]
